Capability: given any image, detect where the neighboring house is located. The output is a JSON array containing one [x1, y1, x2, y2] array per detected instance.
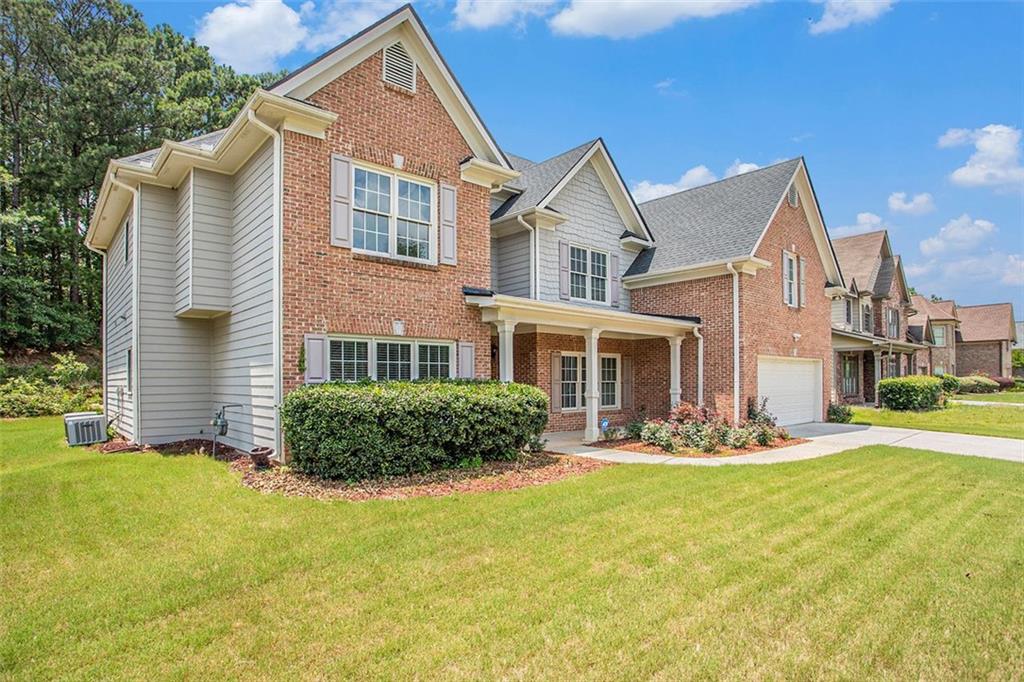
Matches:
[[908, 295, 960, 377], [956, 303, 1016, 378], [86, 4, 844, 455], [1014, 321, 1024, 350], [829, 231, 924, 404]]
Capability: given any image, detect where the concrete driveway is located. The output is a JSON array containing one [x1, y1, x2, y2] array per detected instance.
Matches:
[[545, 423, 1024, 466]]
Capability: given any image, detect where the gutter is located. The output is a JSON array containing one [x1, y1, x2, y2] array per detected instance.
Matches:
[[516, 215, 540, 300], [725, 262, 741, 423], [692, 326, 705, 407], [107, 172, 141, 444]]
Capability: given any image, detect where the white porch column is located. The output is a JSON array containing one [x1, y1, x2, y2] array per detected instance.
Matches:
[[584, 328, 601, 442], [669, 336, 683, 408], [497, 320, 516, 382], [872, 351, 882, 406]]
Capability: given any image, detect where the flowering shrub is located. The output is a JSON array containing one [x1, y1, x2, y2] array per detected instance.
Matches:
[[726, 426, 753, 449], [669, 401, 716, 426], [746, 397, 777, 427], [957, 375, 999, 394], [640, 420, 676, 452]]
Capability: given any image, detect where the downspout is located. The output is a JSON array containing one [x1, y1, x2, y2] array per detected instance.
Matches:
[[516, 215, 539, 299], [692, 326, 705, 407], [247, 111, 284, 458], [725, 261, 741, 423], [85, 215, 107, 438], [108, 172, 140, 443]]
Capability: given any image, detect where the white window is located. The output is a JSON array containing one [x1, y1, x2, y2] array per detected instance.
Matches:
[[887, 308, 900, 338], [352, 165, 434, 263], [569, 245, 609, 304], [560, 353, 619, 410], [845, 299, 853, 325], [783, 251, 797, 307], [934, 365, 945, 376], [933, 325, 946, 347], [863, 303, 872, 333], [327, 337, 453, 382]]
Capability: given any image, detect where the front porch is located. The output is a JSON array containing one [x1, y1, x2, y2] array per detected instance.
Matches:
[[833, 329, 925, 405], [466, 292, 702, 442]]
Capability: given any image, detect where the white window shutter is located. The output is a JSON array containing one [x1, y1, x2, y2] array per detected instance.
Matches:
[[457, 341, 475, 378], [558, 241, 570, 300], [304, 334, 328, 383], [799, 256, 807, 308], [610, 253, 620, 307], [621, 356, 633, 409], [550, 352, 562, 413], [440, 183, 457, 265], [330, 155, 352, 248], [781, 250, 788, 304]]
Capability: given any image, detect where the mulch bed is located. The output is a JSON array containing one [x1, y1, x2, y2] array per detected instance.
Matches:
[[231, 452, 611, 502], [95, 437, 248, 461], [599, 437, 809, 459]]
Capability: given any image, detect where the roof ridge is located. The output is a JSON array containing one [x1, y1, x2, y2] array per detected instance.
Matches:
[[832, 229, 888, 243], [637, 157, 801, 206], [958, 301, 1012, 308]]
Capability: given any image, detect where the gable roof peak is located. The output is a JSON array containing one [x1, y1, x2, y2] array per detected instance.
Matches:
[[637, 157, 803, 207]]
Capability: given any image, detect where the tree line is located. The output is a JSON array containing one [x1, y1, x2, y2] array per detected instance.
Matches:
[[1, 0, 278, 353]]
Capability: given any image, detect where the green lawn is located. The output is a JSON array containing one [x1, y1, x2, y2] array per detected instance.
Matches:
[[851, 404, 1024, 439], [2, 417, 1023, 680], [954, 391, 1024, 404]]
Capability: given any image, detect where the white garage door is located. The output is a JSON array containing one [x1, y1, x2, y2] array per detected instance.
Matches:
[[757, 356, 822, 426]]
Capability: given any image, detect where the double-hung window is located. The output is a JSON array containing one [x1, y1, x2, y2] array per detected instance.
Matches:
[[887, 308, 900, 338], [932, 325, 946, 347], [844, 299, 853, 325], [783, 252, 797, 307], [569, 245, 609, 304], [862, 303, 872, 333], [560, 353, 619, 410], [353, 165, 434, 263], [327, 337, 452, 382]]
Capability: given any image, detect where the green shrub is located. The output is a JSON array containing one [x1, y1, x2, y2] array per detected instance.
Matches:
[[746, 396, 777, 427], [50, 352, 90, 388], [751, 423, 776, 446], [679, 422, 717, 453], [726, 426, 752, 450], [877, 376, 943, 410], [624, 420, 645, 439], [280, 380, 549, 481], [991, 375, 1015, 390], [939, 374, 960, 395], [957, 375, 1000, 394], [0, 377, 101, 417], [827, 402, 853, 423], [640, 420, 676, 452]]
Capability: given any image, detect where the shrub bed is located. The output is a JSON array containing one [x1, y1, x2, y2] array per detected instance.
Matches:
[[0, 353, 101, 417], [877, 376, 942, 411], [957, 375, 1000, 394], [280, 380, 549, 481], [827, 402, 853, 423]]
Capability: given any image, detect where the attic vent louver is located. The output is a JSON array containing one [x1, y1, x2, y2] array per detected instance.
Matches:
[[787, 183, 799, 208], [383, 41, 416, 92]]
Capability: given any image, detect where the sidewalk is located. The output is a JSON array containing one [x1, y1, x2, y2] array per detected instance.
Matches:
[[544, 423, 1024, 467]]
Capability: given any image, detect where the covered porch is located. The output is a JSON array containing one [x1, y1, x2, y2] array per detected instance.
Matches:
[[466, 292, 702, 442], [832, 329, 925, 405]]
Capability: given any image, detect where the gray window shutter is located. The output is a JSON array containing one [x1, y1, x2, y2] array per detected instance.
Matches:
[[304, 334, 328, 383], [550, 352, 562, 413], [330, 155, 351, 248], [799, 256, 807, 308], [622, 356, 633, 409], [440, 184, 457, 265], [457, 341, 475, 378], [558, 241, 570, 300], [610, 253, 621, 307]]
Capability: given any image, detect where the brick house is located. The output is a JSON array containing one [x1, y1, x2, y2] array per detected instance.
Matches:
[[908, 295, 960, 376], [85, 5, 845, 453], [829, 231, 925, 404], [955, 303, 1016, 378]]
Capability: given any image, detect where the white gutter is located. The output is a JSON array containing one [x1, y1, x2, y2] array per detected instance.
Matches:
[[247, 111, 284, 460], [725, 261, 741, 423], [692, 326, 705, 407], [107, 172, 141, 443], [516, 215, 539, 299]]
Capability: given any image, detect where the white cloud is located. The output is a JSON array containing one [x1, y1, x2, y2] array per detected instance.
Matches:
[[305, 0, 405, 52], [832, 212, 886, 238], [631, 166, 718, 202], [725, 160, 759, 177], [904, 261, 933, 278], [549, 0, 763, 39], [655, 78, 675, 91], [919, 214, 996, 256], [453, 0, 557, 30], [887, 191, 934, 215], [939, 251, 1024, 286], [196, 0, 308, 73], [809, 0, 896, 35], [937, 124, 1024, 190], [1003, 255, 1024, 286]]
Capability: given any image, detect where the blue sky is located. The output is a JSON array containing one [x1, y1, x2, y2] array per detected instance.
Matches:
[[135, 0, 1024, 311]]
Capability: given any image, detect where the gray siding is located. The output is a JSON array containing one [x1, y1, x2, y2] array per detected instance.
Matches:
[[210, 140, 276, 451], [190, 169, 232, 312], [104, 209, 135, 438], [174, 172, 191, 314], [537, 161, 632, 310], [492, 231, 531, 297], [138, 185, 213, 443]]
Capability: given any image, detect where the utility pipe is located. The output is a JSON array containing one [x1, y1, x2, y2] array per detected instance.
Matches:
[[692, 326, 705, 407], [108, 172, 140, 443], [725, 261, 741, 423], [516, 215, 539, 299]]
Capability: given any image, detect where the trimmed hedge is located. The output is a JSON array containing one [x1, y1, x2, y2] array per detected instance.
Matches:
[[939, 374, 960, 395], [877, 376, 943, 411], [280, 380, 549, 480], [957, 375, 1000, 394]]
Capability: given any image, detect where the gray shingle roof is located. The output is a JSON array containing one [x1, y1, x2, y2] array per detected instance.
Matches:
[[118, 129, 229, 168], [491, 140, 597, 219], [625, 158, 801, 276], [831, 230, 886, 293]]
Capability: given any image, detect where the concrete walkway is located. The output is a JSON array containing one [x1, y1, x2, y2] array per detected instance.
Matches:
[[952, 399, 1024, 408], [545, 423, 1024, 467]]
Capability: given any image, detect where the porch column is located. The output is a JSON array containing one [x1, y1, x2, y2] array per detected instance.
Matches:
[[669, 336, 683, 408], [584, 328, 601, 442], [873, 351, 882, 406], [497, 320, 516, 382]]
